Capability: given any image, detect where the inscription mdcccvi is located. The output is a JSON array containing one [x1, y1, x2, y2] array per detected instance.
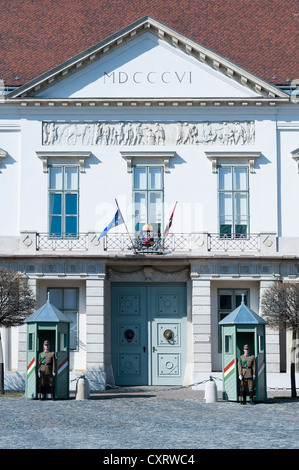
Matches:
[[103, 70, 192, 84]]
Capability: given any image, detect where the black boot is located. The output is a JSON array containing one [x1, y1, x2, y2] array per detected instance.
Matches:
[[51, 386, 55, 401], [41, 387, 46, 400], [242, 391, 247, 405], [249, 391, 255, 405]]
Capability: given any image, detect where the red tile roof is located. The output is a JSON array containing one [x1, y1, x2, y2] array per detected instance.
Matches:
[[0, 0, 298, 88]]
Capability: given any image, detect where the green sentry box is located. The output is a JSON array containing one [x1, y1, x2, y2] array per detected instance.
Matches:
[[219, 295, 268, 402], [24, 293, 71, 399]]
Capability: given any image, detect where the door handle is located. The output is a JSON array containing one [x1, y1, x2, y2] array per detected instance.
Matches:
[[153, 346, 157, 353], [143, 346, 146, 353]]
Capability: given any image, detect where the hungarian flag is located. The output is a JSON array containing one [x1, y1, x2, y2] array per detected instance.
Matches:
[[163, 202, 178, 237]]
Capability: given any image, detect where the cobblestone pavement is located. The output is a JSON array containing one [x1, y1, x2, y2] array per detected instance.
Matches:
[[0, 387, 298, 450]]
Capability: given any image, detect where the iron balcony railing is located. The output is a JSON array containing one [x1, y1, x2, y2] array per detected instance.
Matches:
[[103, 232, 262, 253], [103, 233, 195, 253], [208, 233, 260, 252], [37, 233, 88, 251], [34, 232, 273, 253]]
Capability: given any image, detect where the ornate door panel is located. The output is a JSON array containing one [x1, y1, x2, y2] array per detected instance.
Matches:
[[151, 285, 187, 385], [111, 285, 148, 385], [111, 283, 187, 386]]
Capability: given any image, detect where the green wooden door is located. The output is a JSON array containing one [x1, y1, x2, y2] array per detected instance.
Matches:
[[56, 323, 70, 399], [111, 285, 149, 386], [150, 284, 187, 385], [222, 325, 237, 401], [255, 325, 267, 401], [111, 283, 187, 386]]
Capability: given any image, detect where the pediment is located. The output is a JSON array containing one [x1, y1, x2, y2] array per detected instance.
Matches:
[[32, 35, 261, 100], [7, 16, 288, 102]]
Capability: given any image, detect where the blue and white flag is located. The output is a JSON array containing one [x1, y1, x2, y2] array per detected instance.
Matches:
[[98, 208, 124, 241]]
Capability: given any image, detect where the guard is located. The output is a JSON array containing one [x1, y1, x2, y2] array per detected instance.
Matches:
[[238, 344, 256, 405], [38, 340, 56, 400]]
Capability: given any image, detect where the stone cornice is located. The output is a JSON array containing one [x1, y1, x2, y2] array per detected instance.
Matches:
[[1, 97, 290, 107], [205, 151, 261, 173], [36, 150, 91, 172], [120, 150, 176, 172], [3, 256, 299, 280]]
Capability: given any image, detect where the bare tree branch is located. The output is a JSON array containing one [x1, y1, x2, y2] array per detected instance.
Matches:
[[0, 267, 36, 327], [261, 281, 299, 398], [261, 282, 299, 331]]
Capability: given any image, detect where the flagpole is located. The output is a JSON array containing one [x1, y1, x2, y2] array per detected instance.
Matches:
[[115, 199, 137, 255], [159, 201, 178, 253]]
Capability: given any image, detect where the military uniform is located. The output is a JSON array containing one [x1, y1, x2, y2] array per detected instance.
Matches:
[[238, 344, 256, 404], [38, 340, 56, 399]]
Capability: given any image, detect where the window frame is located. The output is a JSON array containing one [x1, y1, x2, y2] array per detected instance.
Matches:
[[48, 164, 79, 238], [218, 288, 250, 353], [132, 164, 164, 236], [217, 164, 249, 239], [47, 287, 79, 351]]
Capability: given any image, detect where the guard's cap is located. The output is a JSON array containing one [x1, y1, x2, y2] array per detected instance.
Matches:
[[243, 344, 249, 350], [43, 340, 49, 346]]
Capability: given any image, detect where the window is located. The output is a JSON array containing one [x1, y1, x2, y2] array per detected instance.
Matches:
[[60, 333, 67, 351], [218, 289, 249, 352], [133, 166, 164, 235], [218, 166, 249, 238], [49, 165, 79, 237], [48, 288, 79, 350], [258, 334, 265, 353], [28, 333, 34, 351], [224, 335, 232, 354]]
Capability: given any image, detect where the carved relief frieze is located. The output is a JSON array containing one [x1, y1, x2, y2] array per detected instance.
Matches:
[[190, 260, 281, 279], [0, 260, 106, 278], [42, 120, 255, 147], [0, 258, 289, 280], [107, 266, 190, 282]]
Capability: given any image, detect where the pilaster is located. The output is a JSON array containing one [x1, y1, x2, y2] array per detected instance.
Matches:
[[259, 280, 280, 373], [85, 270, 106, 378], [191, 265, 212, 375]]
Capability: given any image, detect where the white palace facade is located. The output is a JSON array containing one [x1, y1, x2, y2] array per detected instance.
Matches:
[[1, 17, 299, 391]]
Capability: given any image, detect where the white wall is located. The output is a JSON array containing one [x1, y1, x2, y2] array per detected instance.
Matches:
[[0, 106, 286, 240], [278, 124, 299, 237], [0, 124, 20, 237]]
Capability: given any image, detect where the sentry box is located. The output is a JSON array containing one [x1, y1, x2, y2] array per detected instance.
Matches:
[[24, 293, 71, 399], [218, 294, 268, 402]]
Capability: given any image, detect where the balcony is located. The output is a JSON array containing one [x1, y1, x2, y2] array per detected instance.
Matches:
[[19, 231, 277, 256], [208, 233, 261, 252], [36, 233, 89, 251], [103, 232, 276, 254]]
